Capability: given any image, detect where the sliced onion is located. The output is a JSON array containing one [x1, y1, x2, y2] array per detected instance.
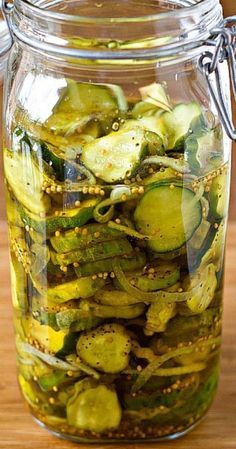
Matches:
[[142, 156, 191, 174]]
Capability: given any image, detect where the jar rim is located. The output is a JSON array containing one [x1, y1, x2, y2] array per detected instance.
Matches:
[[9, 0, 223, 62], [14, 0, 219, 24]]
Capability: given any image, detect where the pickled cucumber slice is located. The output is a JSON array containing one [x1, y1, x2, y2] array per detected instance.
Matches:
[[10, 254, 28, 312], [185, 126, 223, 173], [53, 80, 127, 115], [134, 184, 202, 253], [75, 253, 146, 278], [81, 127, 150, 183], [50, 238, 133, 266], [145, 302, 177, 334], [184, 263, 217, 313], [127, 263, 180, 292], [124, 374, 199, 411], [161, 102, 202, 149], [32, 275, 105, 303], [4, 150, 51, 215], [77, 324, 131, 373], [22, 317, 68, 354], [209, 169, 229, 219], [50, 223, 123, 254], [20, 199, 98, 234], [67, 380, 122, 433]]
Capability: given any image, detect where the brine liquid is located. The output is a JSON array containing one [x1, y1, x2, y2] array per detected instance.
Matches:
[[4, 82, 229, 441]]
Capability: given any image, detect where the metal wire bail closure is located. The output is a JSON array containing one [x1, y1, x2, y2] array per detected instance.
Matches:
[[2, 0, 14, 45], [199, 17, 236, 141]]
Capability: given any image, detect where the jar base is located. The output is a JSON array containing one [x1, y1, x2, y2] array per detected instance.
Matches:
[[32, 414, 206, 444]]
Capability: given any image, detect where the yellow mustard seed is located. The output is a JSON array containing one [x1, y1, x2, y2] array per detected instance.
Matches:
[[55, 230, 60, 237], [75, 200, 81, 207], [112, 122, 120, 131], [82, 228, 88, 236]]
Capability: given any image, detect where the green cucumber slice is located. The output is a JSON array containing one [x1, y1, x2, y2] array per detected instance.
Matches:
[[161, 102, 202, 150], [32, 275, 105, 303], [185, 125, 224, 173], [54, 80, 127, 115], [50, 238, 133, 266], [4, 150, 51, 215], [67, 380, 122, 433], [128, 263, 180, 292], [46, 80, 127, 136], [50, 223, 123, 253], [20, 199, 98, 234], [145, 301, 177, 334], [209, 169, 229, 219], [10, 254, 28, 312], [81, 127, 149, 183], [124, 374, 199, 411], [77, 324, 131, 374], [38, 371, 69, 392], [134, 184, 202, 253], [22, 317, 68, 354], [75, 252, 146, 278]]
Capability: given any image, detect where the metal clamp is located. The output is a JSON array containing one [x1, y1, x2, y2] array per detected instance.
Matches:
[[2, 0, 14, 44], [199, 17, 236, 140]]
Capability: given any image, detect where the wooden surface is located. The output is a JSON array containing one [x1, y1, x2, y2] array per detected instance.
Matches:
[[1, 0, 236, 447]]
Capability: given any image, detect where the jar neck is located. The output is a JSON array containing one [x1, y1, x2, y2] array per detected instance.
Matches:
[[9, 0, 223, 61]]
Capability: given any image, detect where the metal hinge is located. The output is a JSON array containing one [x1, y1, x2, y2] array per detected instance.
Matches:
[[199, 16, 236, 140]]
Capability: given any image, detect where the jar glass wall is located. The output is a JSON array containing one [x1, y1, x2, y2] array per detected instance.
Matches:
[[3, 0, 232, 442]]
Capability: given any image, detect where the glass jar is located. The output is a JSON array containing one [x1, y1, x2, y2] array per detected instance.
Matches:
[[2, 0, 236, 443], [0, 7, 11, 107]]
